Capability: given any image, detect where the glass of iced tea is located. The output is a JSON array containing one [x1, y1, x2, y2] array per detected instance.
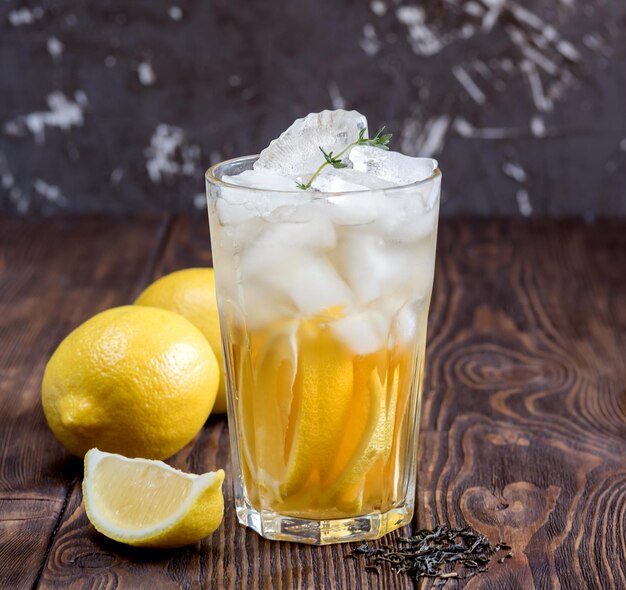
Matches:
[[205, 111, 441, 544]]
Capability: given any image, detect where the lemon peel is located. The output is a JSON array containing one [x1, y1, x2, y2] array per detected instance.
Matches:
[[83, 449, 225, 548], [135, 268, 227, 413]]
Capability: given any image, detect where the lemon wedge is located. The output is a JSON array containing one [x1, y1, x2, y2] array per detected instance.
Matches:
[[83, 449, 225, 548], [278, 315, 354, 498]]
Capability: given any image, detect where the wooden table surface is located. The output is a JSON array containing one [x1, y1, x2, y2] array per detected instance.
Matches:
[[1, 216, 624, 590]]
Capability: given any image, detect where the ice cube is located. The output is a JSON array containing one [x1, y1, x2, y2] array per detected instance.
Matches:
[[349, 146, 437, 186], [325, 192, 380, 226], [335, 235, 387, 303], [331, 311, 389, 355], [240, 216, 337, 283], [378, 240, 436, 301], [222, 169, 298, 191], [309, 171, 393, 226], [216, 170, 308, 225], [336, 234, 436, 306], [380, 240, 435, 302], [209, 196, 263, 260], [406, 241, 437, 299], [336, 236, 419, 304], [254, 110, 368, 176], [286, 257, 354, 316], [376, 201, 438, 243], [239, 229, 355, 324], [392, 305, 418, 346], [389, 301, 431, 347], [361, 173, 439, 243], [240, 280, 296, 329], [376, 294, 410, 324], [216, 186, 274, 225], [265, 201, 317, 223], [243, 249, 353, 319], [310, 169, 395, 193], [217, 218, 266, 259], [216, 194, 255, 225]]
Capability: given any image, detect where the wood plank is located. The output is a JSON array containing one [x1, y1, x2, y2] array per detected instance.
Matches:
[[0, 216, 170, 589], [158, 217, 413, 590], [413, 220, 626, 590], [9, 217, 625, 589], [38, 215, 411, 590]]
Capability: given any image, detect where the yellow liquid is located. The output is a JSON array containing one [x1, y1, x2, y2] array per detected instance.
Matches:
[[224, 308, 425, 520]]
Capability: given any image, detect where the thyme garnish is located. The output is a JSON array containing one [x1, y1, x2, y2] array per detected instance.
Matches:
[[296, 127, 392, 190]]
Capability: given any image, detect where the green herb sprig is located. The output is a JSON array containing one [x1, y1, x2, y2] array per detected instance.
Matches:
[[296, 127, 392, 190]]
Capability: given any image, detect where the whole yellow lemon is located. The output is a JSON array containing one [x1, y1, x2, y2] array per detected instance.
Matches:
[[41, 306, 219, 459], [134, 268, 227, 413]]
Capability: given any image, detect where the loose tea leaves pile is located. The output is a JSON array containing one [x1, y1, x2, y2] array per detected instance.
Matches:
[[348, 525, 512, 586]]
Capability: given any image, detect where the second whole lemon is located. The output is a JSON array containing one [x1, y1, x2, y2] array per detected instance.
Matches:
[[135, 268, 227, 413], [42, 306, 219, 459]]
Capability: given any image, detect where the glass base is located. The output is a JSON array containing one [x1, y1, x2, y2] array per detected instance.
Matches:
[[235, 498, 413, 545]]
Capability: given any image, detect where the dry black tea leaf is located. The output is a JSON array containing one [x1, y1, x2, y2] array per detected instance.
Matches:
[[348, 524, 512, 586]]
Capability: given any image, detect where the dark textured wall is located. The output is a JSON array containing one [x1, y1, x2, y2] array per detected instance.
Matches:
[[1, 0, 625, 217]]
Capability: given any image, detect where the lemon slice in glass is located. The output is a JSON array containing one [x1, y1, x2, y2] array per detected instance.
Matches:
[[83, 449, 225, 548]]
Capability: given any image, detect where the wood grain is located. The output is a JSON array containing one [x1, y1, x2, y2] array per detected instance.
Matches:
[[0, 216, 169, 589], [37, 215, 410, 590], [416, 220, 626, 590], [0, 216, 624, 589]]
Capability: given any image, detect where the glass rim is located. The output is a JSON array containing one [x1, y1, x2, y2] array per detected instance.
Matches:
[[205, 154, 441, 197]]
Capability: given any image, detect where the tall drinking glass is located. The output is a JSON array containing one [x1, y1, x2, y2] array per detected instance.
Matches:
[[206, 156, 441, 545]]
